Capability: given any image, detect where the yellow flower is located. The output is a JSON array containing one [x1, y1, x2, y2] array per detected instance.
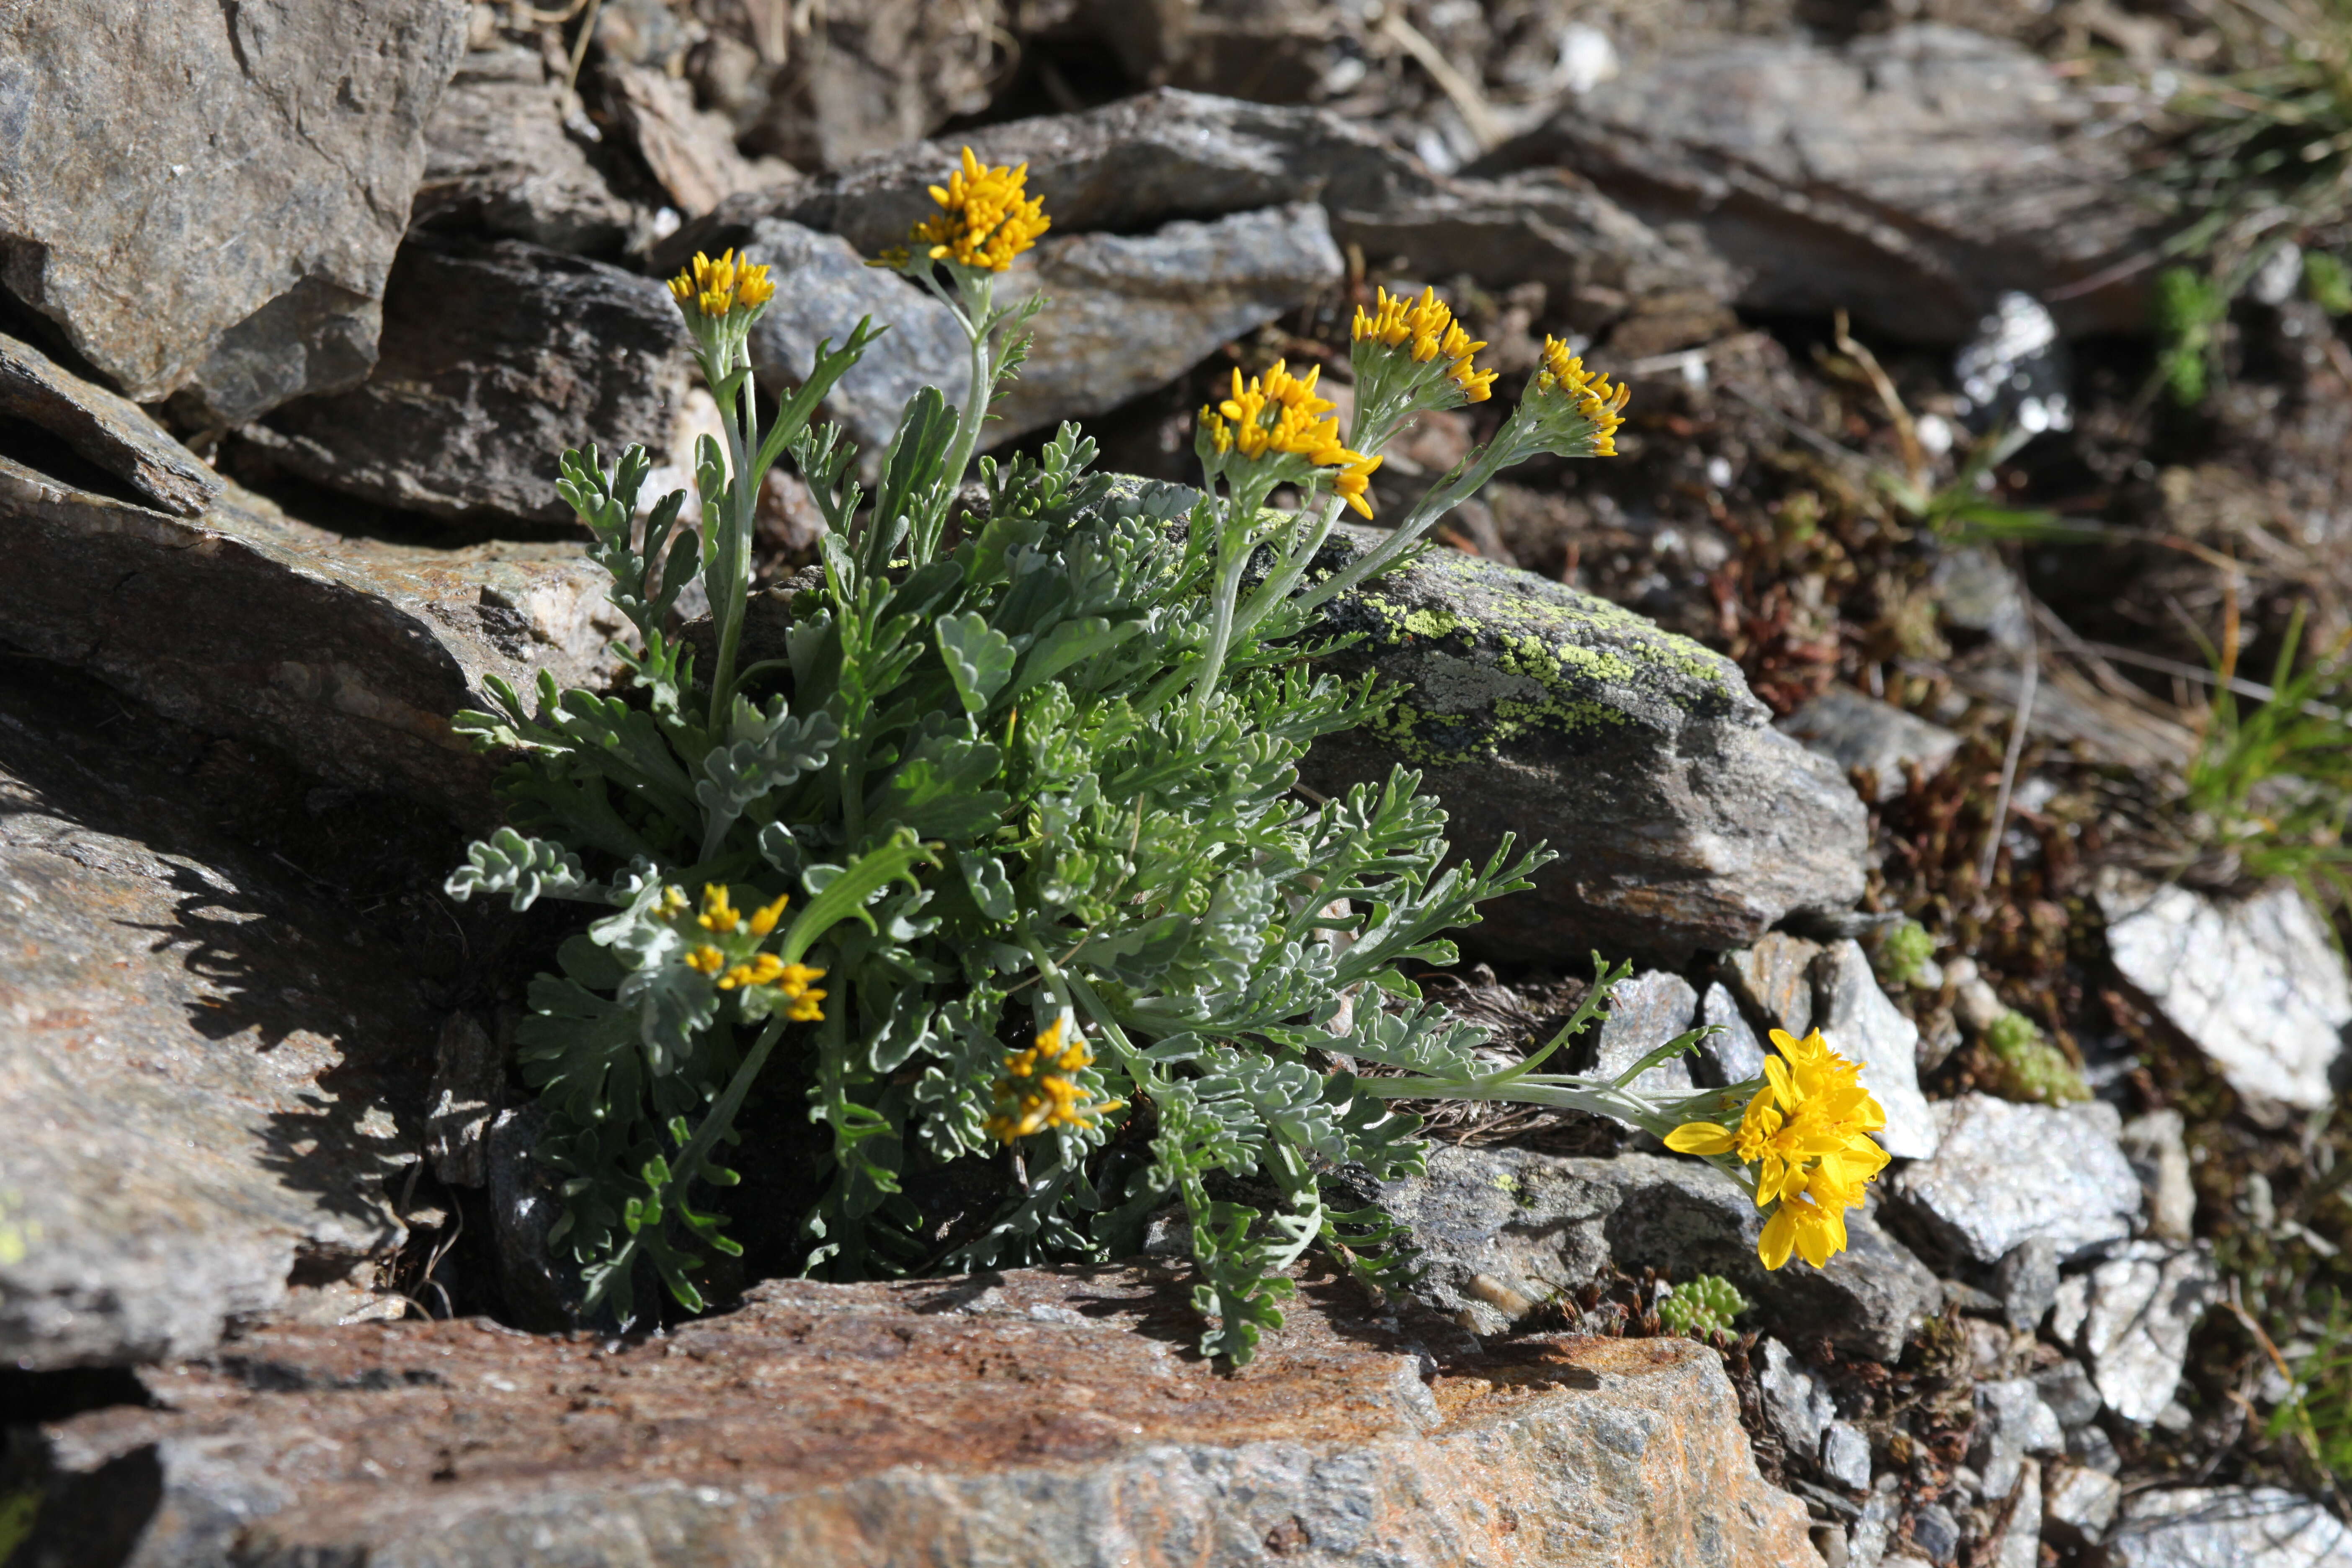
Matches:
[[667, 249, 773, 319], [698, 883, 740, 933], [875, 146, 1050, 273], [984, 1017, 1124, 1142], [1197, 359, 1381, 518], [1351, 286, 1495, 402], [683, 944, 726, 976], [748, 893, 789, 938], [1532, 336, 1630, 456], [1664, 1028, 1888, 1271]]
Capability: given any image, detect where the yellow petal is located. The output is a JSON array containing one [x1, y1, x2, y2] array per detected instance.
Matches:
[[1759, 1204, 1798, 1270], [1665, 1122, 1736, 1156]]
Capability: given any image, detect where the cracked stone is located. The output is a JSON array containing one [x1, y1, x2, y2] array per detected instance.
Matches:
[[2110, 1488, 2352, 1568], [2056, 1241, 2222, 1425], [1811, 940, 1939, 1159], [1889, 1095, 2140, 1266]]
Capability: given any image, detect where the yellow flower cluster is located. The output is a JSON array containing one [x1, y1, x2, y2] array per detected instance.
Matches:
[[1665, 1029, 1890, 1270], [1198, 360, 1382, 518], [1352, 285, 1497, 402], [881, 146, 1051, 273], [666, 248, 776, 319], [1533, 336, 1630, 456], [984, 1017, 1124, 1143], [673, 885, 826, 1021]]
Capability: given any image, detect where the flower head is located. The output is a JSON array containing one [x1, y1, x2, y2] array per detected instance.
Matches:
[[1352, 286, 1496, 404], [984, 1016, 1124, 1143], [1663, 1028, 1889, 1270], [659, 883, 826, 1024], [1526, 336, 1630, 457], [1195, 359, 1382, 518], [667, 249, 774, 320], [875, 146, 1050, 273]]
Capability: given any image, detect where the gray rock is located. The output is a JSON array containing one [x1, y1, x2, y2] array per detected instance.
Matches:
[[1850, 1485, 1901, 1568], [0, 333, 221, 517], [1696, 981, 1769, 1086], [242, 238, 690, 525], [1811, 940, 1939, 1160], [11, 1266, 1824, 1568], [1994, 1237, 2061, 1333], [0, 702, 428, 1369], [1760, 1337, 1837, 1457], [738, 0, 1008, 173], [1889, 1095, 2140, 1266], [1970, 1378, 2064, 1501], [1481, 26, 2152, 340], [1300, 523, 1868, 963], [2122, 1108, 2198, 1244], [1386, 1145, 1938, 1360], [2099, 871, 2352, 1114], [0, 0, 469, 421], [1990, 1460, 2042, 1568], [1913, 1500, 1963, 1565], [2110, 1488, 2352, 1568], [1822, 1421, 1874, 1491], [2068, 1420, 2122, 1475], [485, 1104, 587, 1333], [2034, 1359, 2104, 1430], [1932, 547, 2031, 649], [1588, 969, 1701, 1099], [2060, 1242, 2221, 1425], [603, 59, 788, 220], [426, 1015, 503, 1189], [1722, 932, 1823, 1039], [2043, 1462, 2122, 1546], [1779, 687, 1963, 802], [0, 336, 625, 821], [413, 44, 642, 253]]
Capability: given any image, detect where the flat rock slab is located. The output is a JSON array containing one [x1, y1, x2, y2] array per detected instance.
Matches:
[[0, 334, 624, 821], [0, 698, 431, 1369], [0, 0, 468, 422], [1777, 687, 1961, 802], [2110, 1487, 2352, 1567], [2099, 871, 2352, 1114], [244, 237, 691, 525], [1889, 1095, 2141, 1266], [1298, 521, 1867, 962], [12, 1266, 1822, 1568]]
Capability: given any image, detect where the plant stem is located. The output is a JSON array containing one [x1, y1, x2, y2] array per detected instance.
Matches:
[[708, 353, 761, 730]]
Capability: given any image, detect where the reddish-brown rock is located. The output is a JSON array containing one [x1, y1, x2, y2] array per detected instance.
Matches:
[[13, 1266, 1821, 1568]]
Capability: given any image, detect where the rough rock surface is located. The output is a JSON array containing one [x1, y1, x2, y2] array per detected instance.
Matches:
[[242, 238, 690, 525], [1300, 521, 1868, 962], [0, 684, 428, 1369], [1385, 1145, 1939, 1361], [1778, 687, 1962, 802], [1720, 932, 1821, 1040], [0, 333, 624, 819], [2099, 871, 2352, 1114], [1587, 969, 1701, 1097], [0, 0, 470, 422], [1479, 25, 2151, 340], [2049, 1242, 2221, 1425], [1889, 1096, 2141, 1267], [1812, 940, 1938, 1159], [0, 333, 221, 518], [2109, 1487, 2352, 1567], [1695, 982, 1767, 1086], [679, 89, 1723, 323], [741, 205, 1343, 460], [413, 44, 641, 253], [10, 1266, 1823, 1568]]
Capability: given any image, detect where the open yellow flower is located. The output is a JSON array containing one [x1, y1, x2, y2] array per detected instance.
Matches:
[[1351, 285, 1496, 402], [1196, 359, 1382, 518], [667, 249, 774, 319], [984, 1016, 1124, 1142], [1664, 1028, 1890, 1270], [876, 146, 1050, 273]]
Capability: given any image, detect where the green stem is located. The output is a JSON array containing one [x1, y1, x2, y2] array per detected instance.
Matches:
[[1187, 509, 1257, 717], [1290, 436, 1525, 620], [928, 275, 998, 560], [707, 355, 762, 730]]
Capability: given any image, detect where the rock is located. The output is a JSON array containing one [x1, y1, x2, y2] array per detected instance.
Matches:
[[1386, 1145, 1938, 1360], [0, 0, 469, 422], [0, 333, 624, 819], [11, 1264, 1824, 1568], [1932, 548, 2031, 649], [603, 60, 789, 219], [239, 237, 690, 525], [1888, 1095, 2141, 1267], [2098, 872, 2352, 1115], [0, 334, 222, 518], [1912, 1500, 1963, 1565], [1969, 1378, 2064, 1501], [1989, 1461, 2042, 1568], [424, 1014, 503, 1188], [1953, 292, 2073, 436], [1850, 1485, 1901, 1568], [0, 681, 429, 1369], [2056, 1242, 2221, 1425], [1994, 1237, 2061, 1333], [2042, 1462, 2122, 1545], [2034, 1359, 2104, 1430], [1299, 522, 1868, 963], [484, 1104, 586, 1333], [412, 44, 642, 253], [1759, 1337, 1837, 1457], [1588, 969, 1701, 1098], [1721, 932, 1823, 1039], [740, 0, 1006, 173], [1778, 688, 1962, 802], [1810, 941, 1939, 1160], [1480, 26, 2151, 340], [1821, 1421, 1873, 1491], [1696, 981, 1769, 1086], [2121, 1109, 2198, 1244], [2110, 1488, 2352, 1568], [682, 89, 1720, 325]]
